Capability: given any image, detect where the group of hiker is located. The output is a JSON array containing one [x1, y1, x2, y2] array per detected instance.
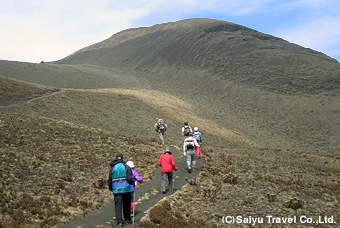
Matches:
[[108, 119, 202, 227]]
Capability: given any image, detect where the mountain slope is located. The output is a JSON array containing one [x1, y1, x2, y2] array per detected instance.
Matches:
[[0, 18, 339, 154], [58, 18, 339, 95], [55, 18, 340, 154]]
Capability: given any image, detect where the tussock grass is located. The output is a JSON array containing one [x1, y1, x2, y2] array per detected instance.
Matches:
[[144, 147, 339, 227], [0, 112, 162, 227]]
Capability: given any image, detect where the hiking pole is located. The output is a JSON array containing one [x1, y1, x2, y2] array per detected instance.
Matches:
[[133, 190, 135, 224], [141, 183, 143, 199], [172, 170, 176, 191]]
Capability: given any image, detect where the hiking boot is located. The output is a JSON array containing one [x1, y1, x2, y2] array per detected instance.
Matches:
[[188, 166, 192, 173], [117, 222, 124, 227], [162, 189, 166, 194]]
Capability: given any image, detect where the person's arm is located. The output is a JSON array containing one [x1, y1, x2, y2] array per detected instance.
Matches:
[[194, 138, 200, 147], [134, 171, 143, 183], [158, 156, 162, 166], [108, 166, 113, 191], [171, 156, 177, 171]]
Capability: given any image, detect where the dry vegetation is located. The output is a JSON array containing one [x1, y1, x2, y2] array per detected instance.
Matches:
[[0, 112, 162, 227], [139, 147, 339, 227], [0, 76, 58, 105]]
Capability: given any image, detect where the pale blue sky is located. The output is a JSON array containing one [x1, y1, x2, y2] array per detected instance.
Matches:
[[0, 0, 339, 63]]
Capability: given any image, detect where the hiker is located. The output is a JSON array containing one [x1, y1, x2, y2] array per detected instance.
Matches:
[[193, 127, 202, 158], [154, 118, 167, 145], [158, 149, 177, 194], [182, 122, 192, 137], [126, 161, 143, 212], [183, 133, 200, 173], [108, 153, 134, 227]]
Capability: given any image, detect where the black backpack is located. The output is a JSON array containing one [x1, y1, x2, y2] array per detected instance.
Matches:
[[186, 139, 195, 150], [184, 126, 191, 136]]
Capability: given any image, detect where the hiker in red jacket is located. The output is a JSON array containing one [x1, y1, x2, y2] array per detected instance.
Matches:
[[158, 149, 177, 194]]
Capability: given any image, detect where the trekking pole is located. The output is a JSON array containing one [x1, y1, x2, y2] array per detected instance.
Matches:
[[141, 183, 143, 199], [133, 190, 135, 224], [172, 170, 176, 191]]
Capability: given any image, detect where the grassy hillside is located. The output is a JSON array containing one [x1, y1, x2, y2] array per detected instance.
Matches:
[[1, 84, 338, 227], [0, 75, 58, 105], [0, 61, 149, 89]]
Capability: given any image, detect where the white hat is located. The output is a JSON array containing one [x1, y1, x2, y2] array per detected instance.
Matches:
[[194, 127, 198, 131], [126, 161, 134, 168]]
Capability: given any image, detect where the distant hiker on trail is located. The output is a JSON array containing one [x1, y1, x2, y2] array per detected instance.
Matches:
[[154, 118, 167, 145], [183, 133, 200, 173], [126, 161, 143, 212], [158, 149, 177, 194], [108, 153, 134, 227], [182, 122, 192, 137], [193, 127, 202, 158]]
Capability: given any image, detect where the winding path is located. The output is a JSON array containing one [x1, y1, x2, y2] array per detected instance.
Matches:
[[58, 145, 199, 228]]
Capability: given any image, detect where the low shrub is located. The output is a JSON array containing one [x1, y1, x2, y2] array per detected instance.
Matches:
[[284, 197, 304, 210]]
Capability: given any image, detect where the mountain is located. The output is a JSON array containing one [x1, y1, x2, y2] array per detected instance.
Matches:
[[57, 18, 339, 96], [2, 18, 338, 154]]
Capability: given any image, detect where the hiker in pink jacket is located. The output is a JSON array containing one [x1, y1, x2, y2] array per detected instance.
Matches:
[[126, 161, 143, 211]]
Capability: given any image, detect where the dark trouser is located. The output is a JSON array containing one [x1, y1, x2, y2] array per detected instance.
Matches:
[[161, 172, 173, 190], [131, 191, 135, 202], [114, 192, 131, 224]]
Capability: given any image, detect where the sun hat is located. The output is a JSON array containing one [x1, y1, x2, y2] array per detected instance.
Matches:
[[164, 149, 172, 155], [126, 161, 134, 168]]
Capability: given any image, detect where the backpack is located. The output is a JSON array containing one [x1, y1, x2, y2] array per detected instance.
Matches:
[[158, 119, 166, 132], [186, 139, 195, 150], [184, 126, 191, 136], [193, 131, 201, 142]]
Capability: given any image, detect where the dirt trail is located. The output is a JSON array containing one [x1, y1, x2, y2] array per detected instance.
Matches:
[[57, 145, 199, 228], [0, 89, 60, 107]]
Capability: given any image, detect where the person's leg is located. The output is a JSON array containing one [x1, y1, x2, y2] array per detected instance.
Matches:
[[195, 145, 201, 157], [131, 191, 134, 203], [114, 194, 123, 224], [161, 132, 165, 144], [186, 152, 191, 168], [161, 173, 167, 192], [192, 153, 197, 169], [123, 192, 132, 222], [159, 132, 164, 145], [168, 172, 173, 191], [130, 191, 135, 211], [188, 150, 196, 172]]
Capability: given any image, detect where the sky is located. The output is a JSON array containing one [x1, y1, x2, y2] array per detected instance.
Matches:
[[0, 0, 339, 63]]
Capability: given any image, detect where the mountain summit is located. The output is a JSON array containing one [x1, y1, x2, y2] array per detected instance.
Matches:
[[57, 18, 339, 95]]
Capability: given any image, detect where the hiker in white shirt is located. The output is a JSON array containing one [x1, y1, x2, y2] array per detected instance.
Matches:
[[183, 133, 200, 173]]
